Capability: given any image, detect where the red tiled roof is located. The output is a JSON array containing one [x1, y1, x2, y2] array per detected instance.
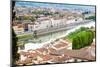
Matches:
[[18, 24, 23, 28], [20, 51, 26, 55], [60, 55, 72, 61], [42, 55, 52, 61], [54, 43, 67, 48], [36, 48, 47, 53], [28, 52, 38, 58], [48, 47, 56, 52], [20, 51, 28, 56]]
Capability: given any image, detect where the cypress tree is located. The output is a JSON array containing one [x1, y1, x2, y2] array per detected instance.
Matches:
[[12, 1, 19, 66]]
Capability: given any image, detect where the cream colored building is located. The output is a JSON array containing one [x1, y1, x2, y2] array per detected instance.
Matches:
[[13, 26, 24, 34]]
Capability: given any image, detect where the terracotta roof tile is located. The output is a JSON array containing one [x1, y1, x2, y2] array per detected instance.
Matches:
[[36, 48, 48, 53], [28, 52, 38, 58], [42, 55, 52, 61], [48, 47, 56, 52], [54, 43, 67, 48]]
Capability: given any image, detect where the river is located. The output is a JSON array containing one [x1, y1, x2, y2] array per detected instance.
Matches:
[[18, 21, 95, 50]]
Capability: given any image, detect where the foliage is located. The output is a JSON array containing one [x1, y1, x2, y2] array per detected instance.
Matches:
[[32, 10, 54, 16], [17, 34, 33, 40], [15, 15, 36, 23], [15, 16, 20, 20], [72, 31, 94, 49], [23, 16, 30, 20], [85, 15, 96, 21], [66, 27, 89, 41], [12, 1, 19, 65], [12, 29, 20, 64], [30, 16, 36, 22]]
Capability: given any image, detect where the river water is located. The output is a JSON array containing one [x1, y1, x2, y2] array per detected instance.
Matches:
[[19, 21, 95, 50]]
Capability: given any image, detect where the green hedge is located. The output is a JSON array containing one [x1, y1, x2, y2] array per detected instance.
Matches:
[[72, 31, 94, 49]]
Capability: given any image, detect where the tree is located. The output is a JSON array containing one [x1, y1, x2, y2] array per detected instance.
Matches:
[[12, 29, 19, 64], [30, 16, 36, 22], [85, 15, 96, 21], [72, 31, 94, 49], [12, 1, 19, 66], [15, 16, 19, 20], [72, 36, 80, 49]]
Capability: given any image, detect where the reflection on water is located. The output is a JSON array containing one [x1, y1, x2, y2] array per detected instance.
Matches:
[[31, 29, 71, 43], [19, 28, 71, 44]]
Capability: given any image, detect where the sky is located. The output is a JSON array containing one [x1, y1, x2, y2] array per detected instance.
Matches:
[[15, 1, 95, 12]]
